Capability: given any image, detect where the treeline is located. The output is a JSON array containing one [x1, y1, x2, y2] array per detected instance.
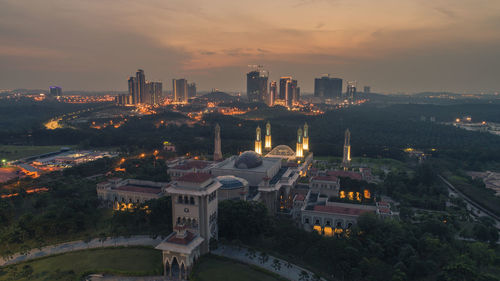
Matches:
[[218, 200, 500, 281]]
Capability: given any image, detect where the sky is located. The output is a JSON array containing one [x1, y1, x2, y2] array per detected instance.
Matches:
[[0, 0, 500, 94]]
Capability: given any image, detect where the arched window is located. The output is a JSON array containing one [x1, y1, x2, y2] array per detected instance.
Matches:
[[177, 217, 181, 224], [178, 196, 182, 203], [190, 197, 195, 205]]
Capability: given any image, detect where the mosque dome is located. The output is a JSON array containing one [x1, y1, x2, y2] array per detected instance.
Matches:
[[217, 176, 249, 190], [234, 151, 263, 169]]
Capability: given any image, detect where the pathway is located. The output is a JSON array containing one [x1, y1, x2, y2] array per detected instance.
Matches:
[[213, 245, 326, 281], [0, 235, 163, 267]]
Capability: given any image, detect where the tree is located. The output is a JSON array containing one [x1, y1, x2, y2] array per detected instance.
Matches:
[[258, 251, 269, 264], [299, 270, 310, 281], [272, 258, 281, 271]]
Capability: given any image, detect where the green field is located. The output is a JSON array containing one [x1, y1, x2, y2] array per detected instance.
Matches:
[[0, 145, 73, 161], [191, 255, 284, 281], [0, 247, 162, 281]]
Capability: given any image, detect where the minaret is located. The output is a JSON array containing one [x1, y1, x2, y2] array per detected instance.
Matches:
[[303, 122, 309, 151], [296, 128, 303, 158], [214, 124, 222, 161], [265, 122, 272, 150], [342, 129, 351, 170], [255, 126, 262, 155]]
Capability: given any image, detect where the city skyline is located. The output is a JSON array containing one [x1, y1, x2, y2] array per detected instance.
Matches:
[[1, 0, 500, 93]]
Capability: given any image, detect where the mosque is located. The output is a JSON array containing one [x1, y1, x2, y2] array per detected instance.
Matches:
[[96, 122, 394, 279]]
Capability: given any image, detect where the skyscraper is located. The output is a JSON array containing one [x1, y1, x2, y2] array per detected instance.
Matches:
[[135, 69, 146, 103], [214, 124, 222, 161], [346, 81, 356, 101], [314, 75, 343, 98], [49, 86, 62, 96], [188, 83, 197, 98], [279, 76, 296, 107], [342, 129, 351, 170], [146, 81, 163, 105], [247, 70, 268, 103], [128, 76, 137, 104], [279, 76, 291, 101], [269, 81, 277, 106], [172, 79, 188, 102]]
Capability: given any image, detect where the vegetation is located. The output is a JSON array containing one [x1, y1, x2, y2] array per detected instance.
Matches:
[[190, 255, 284, 281], [0, 247, 162, 281]]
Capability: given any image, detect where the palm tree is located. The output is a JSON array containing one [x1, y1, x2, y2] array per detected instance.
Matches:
[[272, 259, 281, 271], [299, 270, 310, 281]]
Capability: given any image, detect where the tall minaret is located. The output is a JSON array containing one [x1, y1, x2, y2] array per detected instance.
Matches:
[[296, 128, 304, 158], [303, 122, 309, 151], [342, 129, 351, 170], [265, 122, 272, 150], [214, 123, 222, 161], [255, 126, 262, 155]]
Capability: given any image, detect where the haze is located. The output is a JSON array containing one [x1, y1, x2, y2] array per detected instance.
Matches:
[[1, 0, 500, 93]]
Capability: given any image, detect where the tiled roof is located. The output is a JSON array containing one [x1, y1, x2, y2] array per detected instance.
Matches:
[[166, 231, 196, 245], [313, 205, 373, 216], [115, 186, 162, 194], [177, 172, 212, 183], [327, 171, 363, 180], [312, 175, 338, 182]]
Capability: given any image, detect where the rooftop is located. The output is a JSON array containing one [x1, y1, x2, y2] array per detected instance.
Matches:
[[115, 185, 163, 194], [312, 205, 373, 216], [177, 172, 212, 183], [312, 175, 338, 182], [327, 171, 363, 181]]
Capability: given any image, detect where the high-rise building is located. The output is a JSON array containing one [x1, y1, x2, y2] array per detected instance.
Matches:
[[49, 86, 62, 96], [128, 76, 137, 104], [279, 77, 291, 101], [346, 81, 356, 101], [172, 79, 188, 103], [269, 81, 277, 106], [247, 70, 268, 103], [363, 86, 371, 93], [214, 124, 222, 161], [314, 75, 342, 98], [145, 81, 163, 105], [342, 129, 351, 170], [255, 126, 262, 155], [135, 69, 146, 103], [279, 76, 297, 107], [188, 83, 197, 98]]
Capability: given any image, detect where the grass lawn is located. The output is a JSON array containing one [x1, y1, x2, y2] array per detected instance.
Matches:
[[0, 247, 162, 281], [191, 255, 284, 281], [0, 145, 74, 161]]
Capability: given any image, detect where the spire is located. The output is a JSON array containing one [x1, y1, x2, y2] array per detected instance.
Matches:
[[342, 129, 351, 170], [303, 122, 309, 151], [296, 127, 304, 158], [255, 126, 262, 154], [213, 123, 222, 161], [265, 122, 272, 150]]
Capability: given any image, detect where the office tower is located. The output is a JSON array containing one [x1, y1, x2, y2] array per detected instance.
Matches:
[[135, 69, 146, 104], [247, 70, 268, 103], [314, 75, 343, 98], [303, 122, 309, 151], [295, 87, 300, 102], [296, 128, 303, 158], [128, 76, 137, 104], [291, 79, 299, 104], [279, 77, 291, 100], [346, 81, 356, 101], [172, 79, 188, 102], [269, 81, 277, 106], [255, 126, 262, 155], [146, 81, 163, 105], [214, 123, 222, 161], [342, 129, 351, 170], [279, 76, 296, 107], [364, 86, 371, 93], [265, 122, 272, 150], [49, 86, 62, 96], [188, 82, 197, 98]]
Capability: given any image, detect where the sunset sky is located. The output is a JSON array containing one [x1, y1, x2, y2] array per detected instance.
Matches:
[[1, 0, 499, 93]]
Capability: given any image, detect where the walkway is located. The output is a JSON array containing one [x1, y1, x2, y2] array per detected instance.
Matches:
[[0, 235, 163, 267], [213, 245, 326, 281]]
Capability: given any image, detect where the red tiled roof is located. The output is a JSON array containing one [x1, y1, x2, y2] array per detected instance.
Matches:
[[172, 160, 210, 170], [378, 207, 391, 214], [378, 201, 390, 207], [312, 175, 338, 182], [327, 171, 363, 180], [177, 172, 212, 183], [167, 231, 196, 245], [115, 186, 162, 194], [313, 205, 373, 216], [295, 194, 305, 201]]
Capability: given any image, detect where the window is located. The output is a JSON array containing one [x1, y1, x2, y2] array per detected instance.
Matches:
[[190, 197, 195, 205]]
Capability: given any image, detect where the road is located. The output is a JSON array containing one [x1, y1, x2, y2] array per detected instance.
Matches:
[[439, 175, 500, 230]]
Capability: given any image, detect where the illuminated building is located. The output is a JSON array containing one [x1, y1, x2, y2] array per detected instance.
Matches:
[[247, 69, 268, 103], [255, 126, 262, 155], [346, 81, 356, 101], [279, 76, 292, 106], [188, 82, 197, 98], [173, 78, 188, 103], [156, 173, 222, 279], [269, 81, 277, 106], [213, 123, 222, 161], [128, 76, 137, 104], [49, 86, 62, 97], [314, 75, 342, 98], [296, 128, 303, 158], [136, 69, 146, 103], [303, 122, 309, 151], [97, 178, 168, 210], [342, 129, 351, 170], [265, 122, 272, 150]]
